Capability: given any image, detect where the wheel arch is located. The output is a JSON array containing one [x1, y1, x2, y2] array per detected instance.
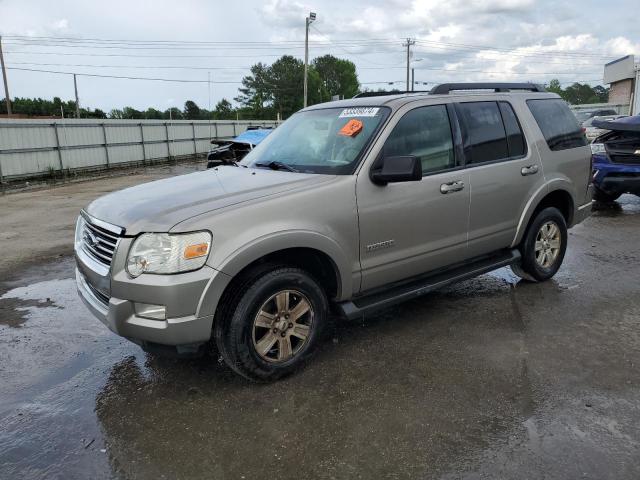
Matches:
[[213, 231, 352, 301], [512, 184, 575, 246]]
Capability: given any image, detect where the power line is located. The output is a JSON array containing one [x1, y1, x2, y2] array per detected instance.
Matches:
[[2, 40, 402, 51], [310, 25, 406, 67], [3, 35, 622, 60], [6, 61, 601, 76], [7, 61, 250, 70], [2, 34, 400, 45], [4, 66, 320, 92], [5, 66, 238, 83], [3, 34, 622, 61]]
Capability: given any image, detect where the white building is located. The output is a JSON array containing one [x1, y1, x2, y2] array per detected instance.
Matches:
[[603, 55, 640, 115]]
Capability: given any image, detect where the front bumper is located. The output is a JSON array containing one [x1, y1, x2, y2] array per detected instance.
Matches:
[[593, 155, 640, 196], [76, 244, 231, 349], [598, 175, 640, 195]]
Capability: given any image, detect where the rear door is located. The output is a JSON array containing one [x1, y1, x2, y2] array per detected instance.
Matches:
[[456, 100, 545, 257], [356, 103, 470, 291]]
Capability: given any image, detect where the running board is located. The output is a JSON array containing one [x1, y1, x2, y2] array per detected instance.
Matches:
[[337, 249, 521, 320]]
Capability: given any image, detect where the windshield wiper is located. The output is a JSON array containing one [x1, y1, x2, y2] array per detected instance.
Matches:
[[254, 161, 298, 172]]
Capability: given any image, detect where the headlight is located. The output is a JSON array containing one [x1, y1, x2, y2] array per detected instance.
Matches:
[[126, 231, 212, 278], [590, 143, 606, 155], [75, 215, 87, 250]]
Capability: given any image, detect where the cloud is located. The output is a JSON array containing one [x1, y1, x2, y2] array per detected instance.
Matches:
[[51, 18, 69, 31], [0, 0, 638, 111]]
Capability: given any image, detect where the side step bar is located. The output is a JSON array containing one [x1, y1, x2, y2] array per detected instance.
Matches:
[[337, 249, 521, 320]]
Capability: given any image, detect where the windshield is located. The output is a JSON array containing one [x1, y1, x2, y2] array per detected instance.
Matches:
[[241, 106, 389, 174]]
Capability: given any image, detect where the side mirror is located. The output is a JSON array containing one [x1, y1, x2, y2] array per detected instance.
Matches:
[[371, 155, 422, 185]]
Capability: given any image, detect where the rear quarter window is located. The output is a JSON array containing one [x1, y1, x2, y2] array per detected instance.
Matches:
[[527, 99, 587, 151]]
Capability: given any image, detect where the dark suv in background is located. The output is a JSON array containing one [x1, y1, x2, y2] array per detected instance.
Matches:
[[591, 115, 640, 202]]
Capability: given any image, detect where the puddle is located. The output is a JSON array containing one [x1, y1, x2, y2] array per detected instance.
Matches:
[[1, 211, 640, 479], [593, 194, 640, 217], [0, 279, 68, 327]]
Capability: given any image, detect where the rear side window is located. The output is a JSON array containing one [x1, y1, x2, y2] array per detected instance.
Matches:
[[498, 102, 526, 157], [383, 104, 455, 175], [455, 102, 508, 164], [527, 99, 587, 151]]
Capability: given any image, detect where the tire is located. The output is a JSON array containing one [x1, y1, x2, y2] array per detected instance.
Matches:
[[593, 188, 621, 203], [511, 207, 568, 282], [214, 266, 328, 382]]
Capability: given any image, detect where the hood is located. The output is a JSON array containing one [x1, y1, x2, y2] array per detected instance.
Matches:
[[592, 115, 639, 132], [87, 166, 333, 234]]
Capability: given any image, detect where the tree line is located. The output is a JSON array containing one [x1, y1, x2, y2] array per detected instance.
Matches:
[[1, 58, 613, 120], [546, 79, 609, 104]]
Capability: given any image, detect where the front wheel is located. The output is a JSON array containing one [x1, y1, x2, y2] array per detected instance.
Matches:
[[214, 266, 328, 382], [511, 207, 567, 282]]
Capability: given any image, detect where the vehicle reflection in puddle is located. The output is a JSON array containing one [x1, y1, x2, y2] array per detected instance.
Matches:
[[592, 194, 640, 217]]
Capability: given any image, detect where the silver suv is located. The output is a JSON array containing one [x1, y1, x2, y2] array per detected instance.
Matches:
[[75, 83, 593, 381]]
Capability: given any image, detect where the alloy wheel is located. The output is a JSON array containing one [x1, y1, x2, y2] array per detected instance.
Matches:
[[252, 289, 314, 363], [535, 221, 561, 268]]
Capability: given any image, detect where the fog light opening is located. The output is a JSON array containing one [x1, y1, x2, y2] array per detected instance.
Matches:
[[134, 303, 166, 320]]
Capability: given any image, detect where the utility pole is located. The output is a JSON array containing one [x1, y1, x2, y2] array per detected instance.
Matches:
[[403, 38, 415, 91], [208, 71, 212, 141], [411, 68, 415, 92], [303, 12, 316, 108], [73, 74, 80, 118], [0, 36, 12, 116]]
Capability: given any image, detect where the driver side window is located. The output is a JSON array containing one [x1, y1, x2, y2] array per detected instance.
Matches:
[[383, 105, 455, 175]]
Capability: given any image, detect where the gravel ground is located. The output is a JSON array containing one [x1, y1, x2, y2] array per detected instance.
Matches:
[[0, 168, 639, 479]]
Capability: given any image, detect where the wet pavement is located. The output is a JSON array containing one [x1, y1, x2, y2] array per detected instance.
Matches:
[[1, 195, 640, 479]]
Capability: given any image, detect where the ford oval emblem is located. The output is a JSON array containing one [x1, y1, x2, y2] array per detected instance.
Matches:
[[83, 231, 99, 249]]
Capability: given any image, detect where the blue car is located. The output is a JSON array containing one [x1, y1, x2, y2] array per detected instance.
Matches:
[[206, 127, 273, 168], [591, 115, 640, 202]]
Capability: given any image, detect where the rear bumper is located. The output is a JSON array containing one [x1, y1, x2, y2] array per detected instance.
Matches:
[[571, 184, 594, 226]]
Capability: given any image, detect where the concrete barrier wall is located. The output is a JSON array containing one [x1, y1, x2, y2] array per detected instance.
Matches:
[[0, 119, 279, 182]]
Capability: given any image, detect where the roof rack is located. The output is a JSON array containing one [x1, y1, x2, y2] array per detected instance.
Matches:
[[430, 83, 546, 94], [353, 90, 429, 98]]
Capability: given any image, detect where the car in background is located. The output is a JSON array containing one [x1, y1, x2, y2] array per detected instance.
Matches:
[[583, 115, 628, 142], [591, 115, 640, 202], [575, 108, 619, 125], [206, 127, 273, 168]]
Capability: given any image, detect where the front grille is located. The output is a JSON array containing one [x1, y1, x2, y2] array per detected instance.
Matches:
[[86, 279, 110, 307], [609, 154, 640, 165], [606, 138, 640, 165], [81, 216, 122, 267]]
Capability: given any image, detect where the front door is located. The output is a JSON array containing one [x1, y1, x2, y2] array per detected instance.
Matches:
[[356, 103, 471, 292]]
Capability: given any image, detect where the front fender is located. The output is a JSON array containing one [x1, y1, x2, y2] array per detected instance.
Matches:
[[215, 230, 353, 300]]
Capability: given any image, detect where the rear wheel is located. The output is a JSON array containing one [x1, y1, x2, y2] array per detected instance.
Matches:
[[214, 266, 327, 382], [511, 207, 567, 282], [593, 188, 621, 203]]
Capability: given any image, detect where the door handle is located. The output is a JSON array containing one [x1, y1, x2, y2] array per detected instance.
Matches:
[[521, 164, 539, 176], [440, 181, 465, 194]]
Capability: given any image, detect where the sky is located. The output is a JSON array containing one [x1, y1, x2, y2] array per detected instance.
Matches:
[[1, 0, 639, 114]]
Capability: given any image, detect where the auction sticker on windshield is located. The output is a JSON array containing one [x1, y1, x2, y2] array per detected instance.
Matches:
[[338, 119, 364, 137], [339, 107, 380, 118]]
